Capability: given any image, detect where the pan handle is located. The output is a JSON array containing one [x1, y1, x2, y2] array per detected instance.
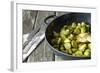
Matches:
[[44, 15, 57, 25]]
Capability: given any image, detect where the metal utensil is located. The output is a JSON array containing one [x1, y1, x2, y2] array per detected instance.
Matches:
[[23, 25, 41, 49], [23, 24, 46, 61]]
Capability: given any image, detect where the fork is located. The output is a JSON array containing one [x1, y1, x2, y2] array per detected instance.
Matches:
[[23, 24, 46, 61]]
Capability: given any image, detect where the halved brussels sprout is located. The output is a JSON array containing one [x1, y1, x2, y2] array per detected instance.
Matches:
[[71, 40, 78, 48], [84, 49, 91, 56], [73, 50, 83, 56], [88, 43, 91, 49], [72, 22, 77, 28], [60, 29, 70, 36], [71, 48, 77, 53], [73, 27, 81, 34], [81, 26, 86, 33], [78, 44, 87, 52], [57, 37, 62, 44], [64, 43, 71, 50], [77, 33, 91, 42], [68, 34, 74, 40], [60, 45, 65, 52], [64, 38, 70, 43], [81, 22, 86, 26]]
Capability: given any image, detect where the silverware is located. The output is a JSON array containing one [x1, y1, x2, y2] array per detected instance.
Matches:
[[23, 24, 46, 61], [23, 25, 41, 49]]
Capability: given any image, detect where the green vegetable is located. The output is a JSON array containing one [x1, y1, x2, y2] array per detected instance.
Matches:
[[72, 48, 77, 52], [88, 43, 91, 49], [60, 29, 70, 36], [65, 29, 70, 35], [51, 22, 91, 57], [84, 49, 91, 56], [74, 51, 83, 56], [57, 37, 61, 44], [81, 22, 86, 26], [72, 22, 77, 28], [78, 44, 87, 52], [64, 38, 70, 43], [71, 40, 78, 48], [74, 27, 81, 34], [64, 43, 71, 50], [60, 45, 65, 52], [81, 26, 86, 33], [77, 33, 91, 42], [68, 49, 72, 54], [60, 34, 66, 40], [68, 34, 74, 40]]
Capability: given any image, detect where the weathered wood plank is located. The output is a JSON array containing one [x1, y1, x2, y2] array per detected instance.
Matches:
[[22, 10, 37, 34]]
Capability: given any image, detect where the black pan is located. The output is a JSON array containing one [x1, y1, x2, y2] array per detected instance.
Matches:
[[45, 13, 91, 60]]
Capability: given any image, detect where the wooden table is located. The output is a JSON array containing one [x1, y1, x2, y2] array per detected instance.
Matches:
[[23, 10, 67, 62]]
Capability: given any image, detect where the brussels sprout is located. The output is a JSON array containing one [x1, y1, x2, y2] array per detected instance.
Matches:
[[68, 34, 74, 40], [71, 40, 78, 48], [72, 22, 77, 28], [60, 29, 70, 36], [78, 44, 83, 48], [72, 53, 76, 56], [81, 26, 86, 33], [88, 43, 91, 49], [78, 44, 87, 52], [87, 34, 91, 42], [77, 33, 90, 42], [73, 27, 81, 34], [81, 22, 86, 26], [77, 23, 81, 27], [57, 37, 61, 44], [72, 48, 77, 52], [74, 50, 83, 56], [60, 45, 65, 52], [68, 49, 72, 54], [84, 49, 91, 56], [64, 43, 71, 50], [60, 34, 66, 40], [65, 29, 70, 35], [77, 23, 82, 28], [64, 48, 72, 55], [64, 38, 70, 43], [60, 29, 66, 35], [63, 25, 68, 29]]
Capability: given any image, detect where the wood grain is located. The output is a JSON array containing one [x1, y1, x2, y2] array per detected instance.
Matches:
[[22, 10, 37, 34]]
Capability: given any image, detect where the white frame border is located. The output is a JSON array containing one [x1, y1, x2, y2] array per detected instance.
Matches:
[[11, 1, 97, 71]]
